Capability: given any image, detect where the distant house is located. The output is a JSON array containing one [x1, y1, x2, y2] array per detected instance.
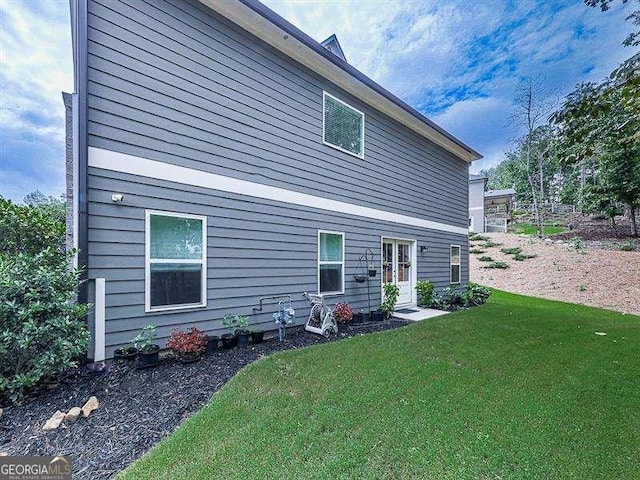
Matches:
[[468, 174, 488, 233], [65, 0, 481, 360], [484, 188, 516, 232], [468, 176, 516, 233]]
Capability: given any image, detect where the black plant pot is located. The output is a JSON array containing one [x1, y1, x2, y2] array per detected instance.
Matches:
[[251, 331, 264, 344], [373, 310, 384, 322], [237, 331, 250, 348], [137, 345, 160, 369], [221, 333, 237, 350], [114, 346, 138, 360], [207, 335, 220, 354], [368, 269, 377, 277], [352, 312, 364, 325], [180, 352, 201, 364]]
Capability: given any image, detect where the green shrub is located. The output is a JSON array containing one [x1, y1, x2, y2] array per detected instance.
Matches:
[[483, 261, 509, 269], [481, 241, 502, 248], [619, 241, 635, 252], [514, 253, 538, 261], [0, 198, 65, 256], [381, 283, 400, 318], [0, 249, 89, 402], [0, 196, 89, 403], [469, 233, 490, 242], [415, 280, 434, 307], [430, 283, 491, 311], [469, 248, 486, 254], [478, 256, 494, 262], [500, 247, 522, 255], [462, 283, 491, 307]]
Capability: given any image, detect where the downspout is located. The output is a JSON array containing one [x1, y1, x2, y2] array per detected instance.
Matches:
[[72, 0, 89, 305]]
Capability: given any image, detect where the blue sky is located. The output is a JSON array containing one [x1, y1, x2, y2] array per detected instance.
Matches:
[[0, 0, 635, 202]]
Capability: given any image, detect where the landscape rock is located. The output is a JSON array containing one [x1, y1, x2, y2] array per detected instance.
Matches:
[[65, 407, 82, 422], [81, 396, 99, 417], [0, 452, 8, 457], [0, 407, 3, 418], [42, 410, 65, 431]]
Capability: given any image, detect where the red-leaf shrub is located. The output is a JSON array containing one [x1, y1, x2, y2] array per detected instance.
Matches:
[[333, 302, 354, 324], [167, 327, 208, 356]]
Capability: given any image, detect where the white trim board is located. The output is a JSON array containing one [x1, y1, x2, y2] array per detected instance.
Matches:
[[88, 147, 469, 236]]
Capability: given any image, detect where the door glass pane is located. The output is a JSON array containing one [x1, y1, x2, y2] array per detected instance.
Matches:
[[319, 264, 342, 293], [150, 263, 202, 307], [150, 215, 202, 260], [319, 233, 343, 261], [398, 244, 410, 282], [383, 242, 393, 283]]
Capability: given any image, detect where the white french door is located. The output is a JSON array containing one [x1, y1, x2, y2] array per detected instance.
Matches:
[[382, 238, 415, 306]]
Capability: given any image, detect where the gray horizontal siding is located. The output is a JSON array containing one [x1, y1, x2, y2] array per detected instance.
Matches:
[[86, 0, 470, 231], [87, 168, 468, 356]]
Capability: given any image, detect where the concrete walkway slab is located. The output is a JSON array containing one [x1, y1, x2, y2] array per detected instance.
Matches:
[[393, 307, 449, 322]]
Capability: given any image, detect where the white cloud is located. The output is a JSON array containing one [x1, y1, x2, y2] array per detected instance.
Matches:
[[0, 0, 636, 200], [263, 0, 635, 166]]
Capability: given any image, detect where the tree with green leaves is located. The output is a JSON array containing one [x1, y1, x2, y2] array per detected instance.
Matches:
[[552, 78, 640, 236]]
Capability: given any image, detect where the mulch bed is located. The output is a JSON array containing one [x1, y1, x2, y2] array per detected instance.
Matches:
[[552, 214, 639, 249], [0, 320, 410, 479]]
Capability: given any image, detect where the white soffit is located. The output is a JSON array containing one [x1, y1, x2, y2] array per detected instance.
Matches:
[[198, 0, 479, 163]]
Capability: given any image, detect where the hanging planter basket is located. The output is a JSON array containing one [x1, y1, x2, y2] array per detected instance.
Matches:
[[368, 268, 377, 277], [354, 274, 367, 283]]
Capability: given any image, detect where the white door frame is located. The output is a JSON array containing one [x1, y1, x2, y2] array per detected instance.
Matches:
[[380, 236, 417, 307]]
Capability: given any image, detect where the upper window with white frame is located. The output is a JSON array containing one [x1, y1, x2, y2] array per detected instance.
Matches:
[[146, 211, 207, 312], [450, 245, 461, 284], [323, 92, 364, 158], [318, 230, 345, 295]]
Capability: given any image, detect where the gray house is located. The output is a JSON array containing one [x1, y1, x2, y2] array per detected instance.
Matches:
[[468, 174, 488, 233], [66, 0, 481, 360]]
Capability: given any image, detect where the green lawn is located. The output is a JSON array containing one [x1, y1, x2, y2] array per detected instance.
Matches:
[[120, 291, 640, 479], [511, 223, 567, 235]]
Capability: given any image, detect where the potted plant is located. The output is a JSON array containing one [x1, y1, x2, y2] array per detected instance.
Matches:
[[235, 315, 251, 348], [113, 342, 138, 360], [333, 302, 354, 329], [352, 309, 365, 325], [381, 283, 400, 319], [371, 309, 384, 322], [167, 327, 208, 363], [132, 324, 160, 368], [250, 329, 265, 344], [207, 335, 220, 354], [222, 314, 251, 348], [221, 314, 239, 349]]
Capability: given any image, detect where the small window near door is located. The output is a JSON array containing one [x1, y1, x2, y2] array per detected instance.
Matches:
[[450, 245, 461, 284], [318, 230, 344, 295], [146, 211, 207, 312]]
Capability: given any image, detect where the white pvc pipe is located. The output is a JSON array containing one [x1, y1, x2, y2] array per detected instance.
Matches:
[[94, 278, 106, 362]]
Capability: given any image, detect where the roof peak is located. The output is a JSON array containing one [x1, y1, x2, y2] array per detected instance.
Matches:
[[320, 34, 347, 62]]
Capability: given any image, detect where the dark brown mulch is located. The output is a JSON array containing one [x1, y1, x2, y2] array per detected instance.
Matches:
[[551, 215, 639, 249], [0, 320, 409, 479]]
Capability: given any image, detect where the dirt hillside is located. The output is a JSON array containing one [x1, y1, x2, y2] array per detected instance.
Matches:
[[470, 232, 640, 316]]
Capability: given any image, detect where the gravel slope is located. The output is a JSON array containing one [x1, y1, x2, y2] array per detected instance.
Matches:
[[470, 233, 640, 316]]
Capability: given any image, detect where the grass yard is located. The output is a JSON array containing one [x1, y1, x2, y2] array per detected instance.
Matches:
[[120, 291, 640, 479], [511, 223, 567, 235]]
